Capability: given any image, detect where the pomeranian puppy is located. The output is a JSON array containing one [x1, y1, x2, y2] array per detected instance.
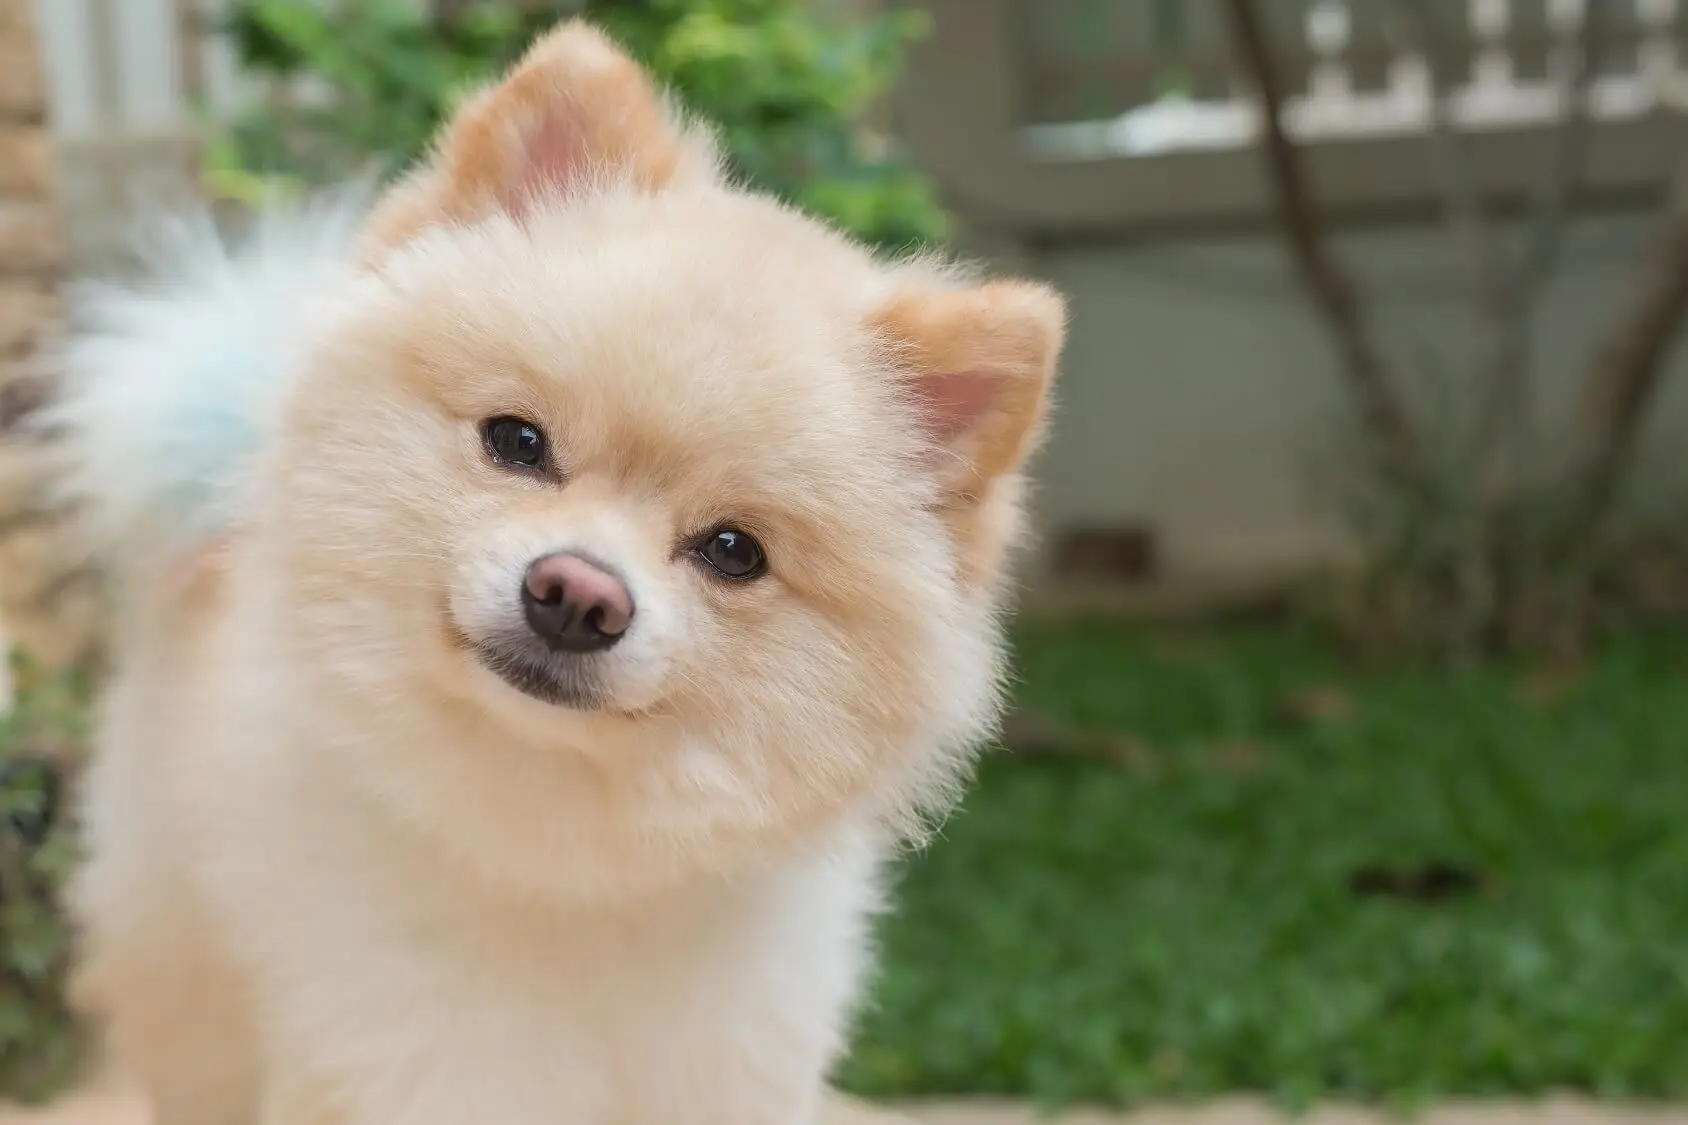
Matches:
[[54, 21, 1063, 1125]]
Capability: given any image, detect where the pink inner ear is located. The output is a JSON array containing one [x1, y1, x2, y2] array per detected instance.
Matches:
[[506, 110, 588, 218], [913, 370, 1003, 445]]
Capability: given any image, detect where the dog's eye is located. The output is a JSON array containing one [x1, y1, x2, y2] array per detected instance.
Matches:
[[483, 416, 548, 470], [697, 529, 766, 581]]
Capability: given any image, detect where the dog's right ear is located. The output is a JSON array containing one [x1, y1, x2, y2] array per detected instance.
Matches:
[[358, 21, 709, 263]]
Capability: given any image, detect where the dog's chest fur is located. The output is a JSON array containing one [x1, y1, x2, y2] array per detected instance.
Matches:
[[80, 580, 887, 1125]]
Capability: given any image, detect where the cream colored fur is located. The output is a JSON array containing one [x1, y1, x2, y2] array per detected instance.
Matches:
[[61, 22, 1064, 1125]]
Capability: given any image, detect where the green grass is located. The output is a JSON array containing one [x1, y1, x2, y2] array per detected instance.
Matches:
[[837, 622, 1688, 1108]]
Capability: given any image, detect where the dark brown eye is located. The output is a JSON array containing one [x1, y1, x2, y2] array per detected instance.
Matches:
[[483, 416, 548, 471], [697, 529, 766, 580]]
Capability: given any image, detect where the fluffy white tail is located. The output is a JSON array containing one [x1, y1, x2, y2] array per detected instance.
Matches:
[[47, 194, 369, 572]]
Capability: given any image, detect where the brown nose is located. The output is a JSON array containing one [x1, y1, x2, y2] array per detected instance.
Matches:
[[521, 553, 634, 653]]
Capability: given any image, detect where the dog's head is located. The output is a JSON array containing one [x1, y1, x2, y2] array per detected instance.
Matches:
[[268, 23, 1064, 894]]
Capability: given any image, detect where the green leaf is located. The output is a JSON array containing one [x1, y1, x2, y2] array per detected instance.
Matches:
[[210, 0, 949, 250]]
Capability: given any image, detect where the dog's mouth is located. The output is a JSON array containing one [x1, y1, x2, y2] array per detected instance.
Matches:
[[467, 634, 609, 710]]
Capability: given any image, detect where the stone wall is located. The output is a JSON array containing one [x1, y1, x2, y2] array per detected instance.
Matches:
[[0, 0, 96, 676]]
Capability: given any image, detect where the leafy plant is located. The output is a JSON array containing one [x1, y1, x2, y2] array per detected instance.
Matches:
[[0, 660, 92, 1104], [210, 0, 949, 251]]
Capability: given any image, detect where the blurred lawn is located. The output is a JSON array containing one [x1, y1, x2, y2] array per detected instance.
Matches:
[[838, 622, 1688, 1109]]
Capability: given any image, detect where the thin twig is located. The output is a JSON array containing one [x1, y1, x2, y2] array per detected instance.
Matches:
[[1384, 3, 1511, 612], [1388, 2, 1507, 317], [1478, 3, 1610, 491], [1222, 0, 1418, 474], [1395, 1, 1609, 523], [1573, 162, 1688, 530], [1511, 5, 1609, 299]]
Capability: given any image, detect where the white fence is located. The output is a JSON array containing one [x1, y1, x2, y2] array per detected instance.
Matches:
[[1026, 0, 1687, 161], [30, 0, 250, 254], [38, 1, 1688, 242], [901, 0, 1688, 235], [1026, 0, 1688, 159]]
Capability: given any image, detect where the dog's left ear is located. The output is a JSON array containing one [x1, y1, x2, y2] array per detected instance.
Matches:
[[360, 21, 710, 262], [875, 280, 1066, 505]]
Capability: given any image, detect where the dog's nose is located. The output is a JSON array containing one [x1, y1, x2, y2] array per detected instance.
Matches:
[[521, 553, 634, 653]]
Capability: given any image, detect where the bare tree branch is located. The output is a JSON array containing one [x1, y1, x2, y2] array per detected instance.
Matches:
[[1573, 165, 1688, 528], [1222, 0, 1418, 473], [1513, 7, 1608, 289], [1388, 2, 1506, 317], [1394, 2, 1608, 508], [1479, 4, 1609, 487]]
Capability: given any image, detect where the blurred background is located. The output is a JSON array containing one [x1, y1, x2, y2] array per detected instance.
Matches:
[[1, 0, 1687, 1118]]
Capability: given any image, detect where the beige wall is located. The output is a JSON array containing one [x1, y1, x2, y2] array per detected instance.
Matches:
[[1015, 209, 1688, 602]]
